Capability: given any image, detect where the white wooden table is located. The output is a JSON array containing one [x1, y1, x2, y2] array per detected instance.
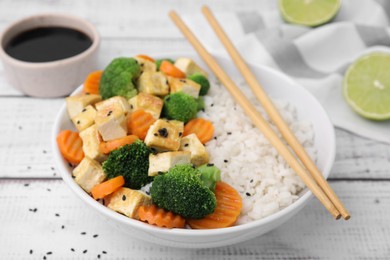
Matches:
[[0, 1, 389, 259]]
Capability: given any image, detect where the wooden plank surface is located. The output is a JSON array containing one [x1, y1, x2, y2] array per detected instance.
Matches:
[[0, 179, 388, 259]]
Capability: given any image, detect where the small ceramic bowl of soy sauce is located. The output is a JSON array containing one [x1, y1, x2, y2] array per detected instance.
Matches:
[[0, 13, 100, 97]]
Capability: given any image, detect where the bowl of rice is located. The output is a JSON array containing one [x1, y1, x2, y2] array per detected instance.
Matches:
[[52, 53, 335, 248]]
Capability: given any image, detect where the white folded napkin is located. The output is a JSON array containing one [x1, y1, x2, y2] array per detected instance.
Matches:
[[182, 0, 390, 144]]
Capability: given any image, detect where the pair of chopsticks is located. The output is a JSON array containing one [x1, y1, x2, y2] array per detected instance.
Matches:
[[169, 6, 350, 220]]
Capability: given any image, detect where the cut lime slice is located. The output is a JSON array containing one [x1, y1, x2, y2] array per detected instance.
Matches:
[[343, 52, 390, 120], [278, 0, 341, 27]]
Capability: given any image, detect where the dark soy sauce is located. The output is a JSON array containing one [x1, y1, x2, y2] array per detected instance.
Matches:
[[5, 27, 92, 62]]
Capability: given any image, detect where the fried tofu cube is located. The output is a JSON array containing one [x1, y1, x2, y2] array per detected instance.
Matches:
[[72, 157, 106, 193], [105, 187, 151, 219], [148, 151, 191, 176], [66, 94, 102, 118], [79, 125, 107, 162], [71, 105, 96, 132], [168, 77, 201, 98], [174, 58, 208, 77], [95, 102, 127, 141], [128, 92, 163, 119], [137, 71, 169, 96], [180, 133, 209, 166], [95, 96, 130, 115], [135, 57, 157, 73], [144, 119, 184, 151]]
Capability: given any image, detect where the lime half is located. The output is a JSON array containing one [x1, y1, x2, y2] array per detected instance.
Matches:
[[343, 52, 390, 120], [278, 0, 341, 27]]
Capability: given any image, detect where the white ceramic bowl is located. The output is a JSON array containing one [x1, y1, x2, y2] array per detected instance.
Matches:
[[52, 53, 335, 248]]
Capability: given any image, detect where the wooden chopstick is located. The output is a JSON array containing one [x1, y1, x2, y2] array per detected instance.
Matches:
[[201, 6, 350, 220], [169, 10, 341, 219]]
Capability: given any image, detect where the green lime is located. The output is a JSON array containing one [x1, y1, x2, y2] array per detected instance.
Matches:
[[343, 52, 390, 120], [278, 0, 341, 27]]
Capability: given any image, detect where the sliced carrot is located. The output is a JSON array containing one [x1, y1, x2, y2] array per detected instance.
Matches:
[[91, 176, 125, 200], [136, 54, 155, 62], [99, 135, 139, 154], [187, 182, 242, 229], [138, 204, 185, 229], [56, 130, 84, 164], [160, 60, 185, 78], [83, 70, 103, 94], [127, 110, 156, 140], [183, 118, 214, 144]]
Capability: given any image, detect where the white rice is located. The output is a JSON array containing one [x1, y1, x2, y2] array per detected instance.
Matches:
[[198, 79, 317, 224]]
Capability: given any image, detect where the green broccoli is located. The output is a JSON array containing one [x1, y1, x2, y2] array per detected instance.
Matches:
[[162, 92, 198, 123], [155, 58, 175, 71], [102, 140, 152, 189], [196, 96, 205, 112], [188, 73, 210, 95], [150, 164, 217, 219], [99, 57, 141, 100], [197, 163, 221, 192]]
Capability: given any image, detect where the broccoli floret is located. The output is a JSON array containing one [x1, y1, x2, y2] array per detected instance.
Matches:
[[102, 140, 152, 189], [196, 96, 205, 112], [156, 58, 175, 71], [197, 164, 221, 191], [188, 73, 210, 96], [150, 164, 216, 219], [99, 57, 141, 100], [162, 92, 198, 123]]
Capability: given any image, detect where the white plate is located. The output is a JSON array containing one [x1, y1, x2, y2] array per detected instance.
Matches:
[[52, 53, 335, 248]]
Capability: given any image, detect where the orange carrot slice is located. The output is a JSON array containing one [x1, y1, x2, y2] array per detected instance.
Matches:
[[56, 130, 84, 164], [187, 182, 242, 229], [183, 118, 214, 144], [128, 110, 156, 140], [83, 70, 103, 95], [138, 204, 185, 229], [136, 54, 155, 62], [91, 176, 125, 200], [160, 61, 185, 78], [99, 135, 139, 154]]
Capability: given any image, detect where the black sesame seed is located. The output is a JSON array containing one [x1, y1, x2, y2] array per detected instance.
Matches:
[[46, 252, 52, 255], [33, 208, 37, 212], [81, 232, 86, 235], [224, 159, 228, 163], [207, 163, 214, 167], [184, 143, 189, 147], [107, 111, 112, 117], [61, 225, 65, 229], [83, 250, 88, 254], [227, 132, 232, 135], [71, 248, 75, 252], [43, 150, 47, 154], [102, 251, 107, 254], [145, 191, 150, 195], [214, 136, 217, 140], [158, 128, 168, 138], [140, 63, 144, 67], [179, 132, 182, 137], [98, 255, 101, 259], [246, 192, 251, 196], [154, 133, 158, 136], [47, 188, 51, 192], [43, 256, 46, 260], [82, 108, 87, 112], [24, 183, 29, 187], [122, 195, 126, 201], [27, 166, 31, 170], [76, 120, 80, 124], [18, 126, 23, 130], [55, 213, 60, 217], [29, 249, 33, 254], [130, 104, 134, 109], [211, 103, 214, 107], [93, 234, 98, 238], [51, 167, 55, 170], [250, 179, 254, 183]]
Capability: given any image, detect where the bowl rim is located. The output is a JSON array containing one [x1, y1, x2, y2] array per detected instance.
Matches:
[[51, 52, 336, 236], [0, 13, 100, 67]]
